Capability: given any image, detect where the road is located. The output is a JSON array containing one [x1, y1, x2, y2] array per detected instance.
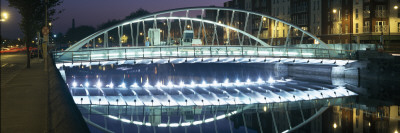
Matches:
[[1, 52, 39, 87]]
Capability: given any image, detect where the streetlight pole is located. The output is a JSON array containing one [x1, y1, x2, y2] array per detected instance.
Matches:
[[43, 0, 49, 71]]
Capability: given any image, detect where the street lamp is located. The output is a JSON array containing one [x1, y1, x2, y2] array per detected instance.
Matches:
[[394, 6, 399, 10], [1, 12, 9, 22], [333, 9, 341, 43]]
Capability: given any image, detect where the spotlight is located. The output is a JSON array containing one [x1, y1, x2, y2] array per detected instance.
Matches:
[[85, 82, 89, 87], [267, 77, 275, 84], [257, 78, 263, 83], [72, 81, 77, 88], [109, 82, 114, 88], [167, 81, 174, 87], [96, 80, 102, 88], [120, 82, 126, 88]]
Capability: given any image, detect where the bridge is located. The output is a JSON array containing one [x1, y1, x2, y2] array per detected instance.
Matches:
[[54, 7, 363, 133]]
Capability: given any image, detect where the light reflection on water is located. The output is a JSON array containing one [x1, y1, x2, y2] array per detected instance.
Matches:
[[62, 63, 399, 133]]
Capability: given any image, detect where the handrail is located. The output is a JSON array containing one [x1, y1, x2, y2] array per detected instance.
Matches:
[[54, 46, 356, 63]]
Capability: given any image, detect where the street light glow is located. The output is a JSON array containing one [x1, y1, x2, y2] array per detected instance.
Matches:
[[1, 12, 8, 21], [395, 6, 399, 10], [332, 9, 337, 13], [333, 123, 337, 129]]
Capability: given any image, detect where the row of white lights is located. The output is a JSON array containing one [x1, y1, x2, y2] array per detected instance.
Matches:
[[70, 77, 279, 88], [106, 110, 238, 127]]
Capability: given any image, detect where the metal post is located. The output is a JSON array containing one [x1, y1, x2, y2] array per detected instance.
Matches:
[[271, 104, 278, 133], [285, 103, 292, 129], [202, 21, 208, 45], [142, 21, 146, 46], [212, 9, 220, 46], [228, 11, 235, 45], [270, 20, 278, 45], [256, 109, 264, 133], [118, 26, 121, 47], [136, 23, 139, 46], [298, 102, 305, 122], [255, 17, 264, 46], [179, 19, 183, 43], [285, 26, 292, 47], [130, 23, 134, 47], [299, 33, 304, 45], [185, 10, 189, 30], [241, 13, 250, 46], [153, 15, 157, 29], [198, 10, 204, 39], [104, 32, 107, 48], [93, 39, 95, 49], [168, 12, 173, 45], [242, 112, 249, 133]]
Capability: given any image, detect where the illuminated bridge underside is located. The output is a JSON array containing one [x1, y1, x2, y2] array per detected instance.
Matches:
[[70, 78, 356, 106]]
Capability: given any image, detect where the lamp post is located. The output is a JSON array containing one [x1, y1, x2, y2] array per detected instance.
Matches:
[[1, 12, 9, 47], [389, 6, 398, 50], [333, 9, 341, 44]]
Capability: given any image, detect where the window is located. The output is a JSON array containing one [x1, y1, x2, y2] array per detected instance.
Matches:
[[314, 14, 316, 23], [283, 30, 285, 37], [356, 0, 359, 4], [376, 21, 386, 32], [356, 23, 359, 33], [398, 23, 400, 32], [345, 10, 348, 20], [345, 24, 349, 33], [314, 1, 316, 10], [356, 9, 359, 19], [328, 25, 331, 34], [277, 8, 279, 16], [276, 30, 279, 37]]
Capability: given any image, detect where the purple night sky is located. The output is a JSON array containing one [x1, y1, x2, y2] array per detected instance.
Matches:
[[1, 0, 227, 39]]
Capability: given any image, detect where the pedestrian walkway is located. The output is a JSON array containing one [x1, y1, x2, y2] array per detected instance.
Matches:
[[1, 59, 48, 132], [1, 56, 89, 133]]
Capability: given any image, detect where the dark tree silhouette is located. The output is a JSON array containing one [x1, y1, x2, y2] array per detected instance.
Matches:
[[7, 0, 63, 68], [65, 25, 96, 44]]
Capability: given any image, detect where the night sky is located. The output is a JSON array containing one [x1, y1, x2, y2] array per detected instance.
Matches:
[[1, 0, 227, 39]]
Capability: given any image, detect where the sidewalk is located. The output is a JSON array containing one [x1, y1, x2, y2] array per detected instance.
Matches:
[[1, 56, 89, 133], [1, 59, 48, 132]]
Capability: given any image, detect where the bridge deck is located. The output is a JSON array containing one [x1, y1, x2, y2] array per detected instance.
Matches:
[[54, 46, 355, 63]]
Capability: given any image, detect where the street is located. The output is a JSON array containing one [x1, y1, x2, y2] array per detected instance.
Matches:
[[0, 52, 29, 87]]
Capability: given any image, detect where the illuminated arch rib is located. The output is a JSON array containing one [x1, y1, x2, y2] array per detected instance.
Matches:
[[61, 7, 329, 59]]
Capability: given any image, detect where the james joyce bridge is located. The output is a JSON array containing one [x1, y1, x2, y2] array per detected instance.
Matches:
[[54, 7, 365, 132]]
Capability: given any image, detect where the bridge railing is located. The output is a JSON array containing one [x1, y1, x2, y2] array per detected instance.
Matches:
[[54, 46, 355, 63]]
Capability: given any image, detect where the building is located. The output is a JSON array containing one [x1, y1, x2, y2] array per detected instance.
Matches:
[[223, 0, 400, 51]]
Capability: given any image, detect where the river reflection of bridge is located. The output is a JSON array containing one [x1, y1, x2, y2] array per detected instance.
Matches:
[[79, 97, 357, 133], [61, 62, 360, 132]]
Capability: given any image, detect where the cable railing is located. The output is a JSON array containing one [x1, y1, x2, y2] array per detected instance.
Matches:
[[53, 46, 355, 63]]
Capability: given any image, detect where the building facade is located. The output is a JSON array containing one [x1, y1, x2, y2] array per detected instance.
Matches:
[[223, 0, 400, 51]]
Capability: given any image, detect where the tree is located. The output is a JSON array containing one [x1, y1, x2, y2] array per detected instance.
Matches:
[[64, 25, 96, 44], [97, 9, 151, 47], [7, 0, 63, 68]]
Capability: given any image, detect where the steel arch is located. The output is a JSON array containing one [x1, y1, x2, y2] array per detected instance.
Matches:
[[64, 6, 328, 53]]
